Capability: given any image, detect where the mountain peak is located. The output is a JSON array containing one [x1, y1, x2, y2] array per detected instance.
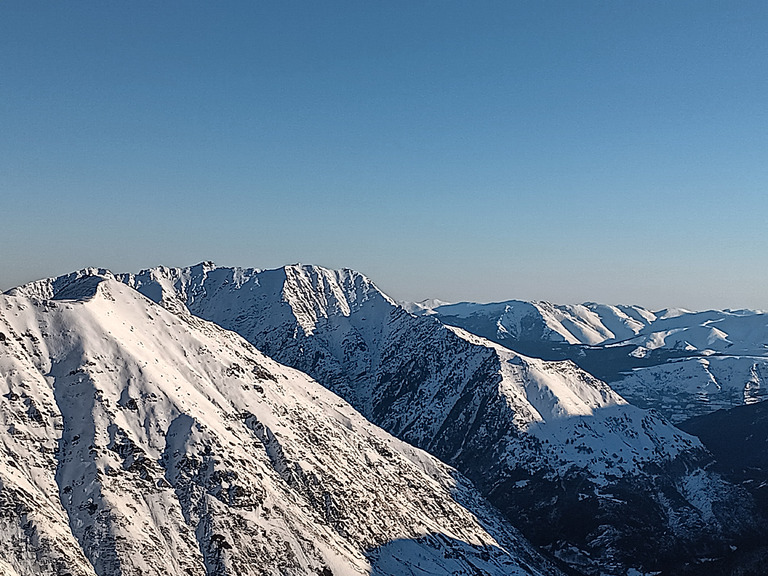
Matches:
[[5, 267, 115, 301], [190, 260, 217, 273], [1, 270, 560, 576]]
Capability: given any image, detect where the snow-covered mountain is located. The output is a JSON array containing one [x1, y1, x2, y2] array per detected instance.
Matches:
[[0, 272, 562, 576], [410, 300, 657, 346], [613, 355, 768, 422], [116, 263, 758, 575], [414, 299, 768, 355], [609, 310, 768, 421], [414, 299, 768, 422]]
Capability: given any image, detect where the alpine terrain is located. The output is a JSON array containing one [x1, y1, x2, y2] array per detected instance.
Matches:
[[412, 300, 768, 423], [0, 271, 562, 576], [115, 263, 760, 576]]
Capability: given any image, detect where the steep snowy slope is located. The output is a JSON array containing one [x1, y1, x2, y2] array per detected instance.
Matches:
[[0, 273, 561, 576], [117, 263, 757, 576], [415, 299, 768, 422]]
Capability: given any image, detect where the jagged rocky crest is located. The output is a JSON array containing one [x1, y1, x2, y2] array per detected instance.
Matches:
[[116, 263, 759, 575], [0, 273, 561, 576]]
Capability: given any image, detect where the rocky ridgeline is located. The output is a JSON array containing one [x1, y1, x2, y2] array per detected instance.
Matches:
[[0, 274, 560, 576], [119, 263, 760, 575]]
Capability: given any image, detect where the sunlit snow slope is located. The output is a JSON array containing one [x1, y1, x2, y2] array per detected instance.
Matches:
[[118, 263, 757, 576], [413, 299, 768, 421], [0, 273, 561, 576]]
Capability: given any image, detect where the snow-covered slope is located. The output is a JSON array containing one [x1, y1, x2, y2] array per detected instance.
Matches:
[[117, 263, 757, 576], [623, 308, 768, 354], [0, 273, 561, 576], [607, 310, 768, 420], [612, 355, 768, 422], [415, 298, 768, 357], [415, 299, 768, 422], [413, 300, 657, 346]]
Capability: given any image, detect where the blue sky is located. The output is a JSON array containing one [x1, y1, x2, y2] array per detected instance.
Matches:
[[2, 1, 767, 309]]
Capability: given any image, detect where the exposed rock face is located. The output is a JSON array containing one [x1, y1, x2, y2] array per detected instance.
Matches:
[[0, 273, 561, 576], [117, 263, 758, 575]]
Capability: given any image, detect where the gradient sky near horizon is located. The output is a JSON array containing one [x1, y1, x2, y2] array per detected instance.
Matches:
[[2, 1, 767, 310]]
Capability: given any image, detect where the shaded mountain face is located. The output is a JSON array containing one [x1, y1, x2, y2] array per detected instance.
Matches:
[[117, 263, 758, 576], [676, 402, 768, 576], [413, 300, 768, 423], [679, 401, 768, 511], [0, 274, 561, 576]]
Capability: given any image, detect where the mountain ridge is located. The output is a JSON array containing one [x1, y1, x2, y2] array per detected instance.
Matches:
[[1, 272, 561, 576], [410, 296, 768, 422], [109, 261, 760, 575]]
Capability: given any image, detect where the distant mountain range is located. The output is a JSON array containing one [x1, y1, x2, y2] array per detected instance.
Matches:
[[2, 262, 766, 576], [410, 298, 768, 422]]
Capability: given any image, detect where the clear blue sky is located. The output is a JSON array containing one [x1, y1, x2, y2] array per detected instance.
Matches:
[[2, 1, 767, 309]]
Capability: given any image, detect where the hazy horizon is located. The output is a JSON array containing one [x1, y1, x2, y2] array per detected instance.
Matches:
[[2, 258, 765, 313], [2, 2, 767, 311]]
